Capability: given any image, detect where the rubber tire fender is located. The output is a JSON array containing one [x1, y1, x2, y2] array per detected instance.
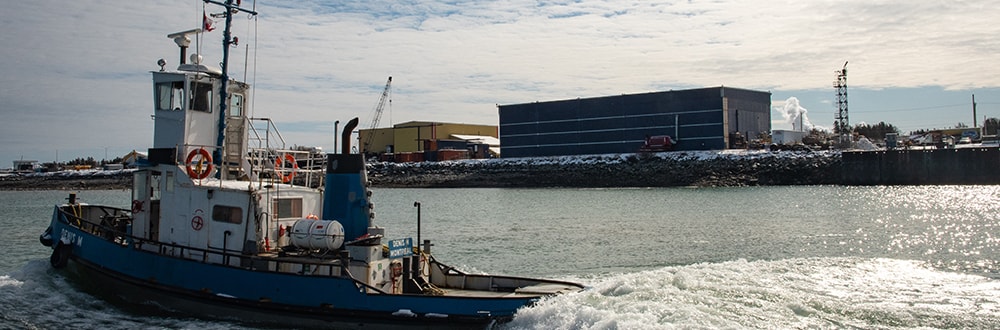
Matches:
[[39, 226, 54, 247], [50, 243, 72, 269]]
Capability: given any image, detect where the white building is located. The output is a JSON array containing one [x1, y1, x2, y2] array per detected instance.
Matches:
[[772, 130, 806, 145]]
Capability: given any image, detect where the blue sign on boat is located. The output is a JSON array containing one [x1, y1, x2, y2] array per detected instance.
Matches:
[[388, 238, 413, 258]]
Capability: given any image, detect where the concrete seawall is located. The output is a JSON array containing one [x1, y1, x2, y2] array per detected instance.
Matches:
[[842, 147, 1000, 185]]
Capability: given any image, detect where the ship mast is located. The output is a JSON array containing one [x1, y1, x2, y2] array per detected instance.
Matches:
[[204, 0, 257, 178]]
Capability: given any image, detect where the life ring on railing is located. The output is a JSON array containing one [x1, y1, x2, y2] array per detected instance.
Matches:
[[131, 200, 144, 214], [185, 148, 213, 180], [390, 260, 404, 293], [390, 260, 403, 278], [274, 154, 298, 183]]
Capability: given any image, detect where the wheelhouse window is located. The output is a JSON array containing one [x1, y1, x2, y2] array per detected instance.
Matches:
[[212, 205, 243, 224], [165, 170, 174, 192], [229, 93, 244, 117], [273, 197, 303, 219], [156, 81, 185, 111], [149, 171, 161, 201], [132, 171, 148, 201], [190, 81, 214, 112]]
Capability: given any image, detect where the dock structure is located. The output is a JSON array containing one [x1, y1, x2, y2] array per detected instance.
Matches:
[[842, 147, 1000, 185]]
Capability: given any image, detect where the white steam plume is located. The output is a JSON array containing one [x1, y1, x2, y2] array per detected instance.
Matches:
[[777, 97, 822, 132]]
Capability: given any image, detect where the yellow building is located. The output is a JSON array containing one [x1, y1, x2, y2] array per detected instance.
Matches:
[[358, 121, 498, 155]]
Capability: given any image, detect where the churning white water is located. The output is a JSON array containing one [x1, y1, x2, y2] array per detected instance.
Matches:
[[3, 186, 1000, 329]]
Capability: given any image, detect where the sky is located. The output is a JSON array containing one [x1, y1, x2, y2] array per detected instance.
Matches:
[[2, 1, 999, 167]]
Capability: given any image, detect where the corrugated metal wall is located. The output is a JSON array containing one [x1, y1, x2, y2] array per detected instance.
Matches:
[[360, 122, 498, 154], [722, 87, 772, 143], [499, 87, 771, 158]]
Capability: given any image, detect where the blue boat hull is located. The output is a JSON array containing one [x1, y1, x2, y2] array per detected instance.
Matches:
[[46, 208, 540, 328]]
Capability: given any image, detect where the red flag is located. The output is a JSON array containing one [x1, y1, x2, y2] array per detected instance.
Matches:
[[203, 11, 215, 32]]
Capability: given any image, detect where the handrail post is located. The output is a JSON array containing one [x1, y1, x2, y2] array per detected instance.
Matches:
[[413, 201, 421, 253]]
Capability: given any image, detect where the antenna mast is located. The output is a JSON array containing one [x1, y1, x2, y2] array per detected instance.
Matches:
[[203, 0, 257, 178]]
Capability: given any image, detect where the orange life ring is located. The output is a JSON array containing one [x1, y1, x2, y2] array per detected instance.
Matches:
[[186, 148, 214, 180], [274, 154, 298, 183], [391, 260, 403, 278]]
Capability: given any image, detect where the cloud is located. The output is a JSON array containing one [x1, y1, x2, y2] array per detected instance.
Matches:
[[2, 0, 999, 166]]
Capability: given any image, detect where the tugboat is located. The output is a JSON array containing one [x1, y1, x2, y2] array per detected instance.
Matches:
[[38, 2, 582, 328]]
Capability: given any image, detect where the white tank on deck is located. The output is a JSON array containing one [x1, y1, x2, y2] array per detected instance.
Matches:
[[290, 219, 345, 250]]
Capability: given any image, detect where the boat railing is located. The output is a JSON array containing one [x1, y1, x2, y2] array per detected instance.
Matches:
[[246, 148, 325, 187], [56, 204, 132, 244], [247, 117, 286, 151], [241, 117, 325, 187], [55, 205, 385, 294], [177, 143, 325, 187]]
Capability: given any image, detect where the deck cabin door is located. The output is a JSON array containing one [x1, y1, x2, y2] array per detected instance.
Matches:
[[223, 92, 249, 180], [185, 187, 210, 261], [131, 171, 148, 243], [206, 192, 247, 266], [148, 171, 162, 242], [130, 170, 161, 253]]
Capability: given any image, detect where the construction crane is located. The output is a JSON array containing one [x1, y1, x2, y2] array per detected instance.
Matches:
[[362, 76, 391, 155]]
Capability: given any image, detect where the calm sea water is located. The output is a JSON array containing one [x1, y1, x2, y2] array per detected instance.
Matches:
[[2, 186, 999, 329]]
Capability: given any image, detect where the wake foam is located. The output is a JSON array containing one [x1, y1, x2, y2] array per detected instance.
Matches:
[[503, 257, 1000, 329]]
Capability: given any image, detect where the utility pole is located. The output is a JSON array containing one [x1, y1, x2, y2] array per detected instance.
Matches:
[[973, 94, 978, 128]]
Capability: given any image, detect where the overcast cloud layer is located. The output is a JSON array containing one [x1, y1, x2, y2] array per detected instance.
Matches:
[[2, 1, 999, 166]]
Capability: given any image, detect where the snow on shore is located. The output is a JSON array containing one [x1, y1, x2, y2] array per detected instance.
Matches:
[[2, 150, 842, 189], [375, 149, 837, 168]]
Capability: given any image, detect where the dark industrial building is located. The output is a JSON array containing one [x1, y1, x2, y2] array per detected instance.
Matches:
[[498, 86, 771, 158]]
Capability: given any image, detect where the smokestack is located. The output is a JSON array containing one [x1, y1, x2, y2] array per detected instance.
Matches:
[[973, 94, 978, 128], [341, 117, 359, 155]]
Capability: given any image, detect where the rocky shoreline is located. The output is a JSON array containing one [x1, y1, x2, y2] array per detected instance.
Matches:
[[0, 151, 841, 190], [369, 150, 841, 188], [0, 172, 133, 191]]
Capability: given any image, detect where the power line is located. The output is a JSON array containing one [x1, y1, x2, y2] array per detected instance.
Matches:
[[852, 103, 968, 114]]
